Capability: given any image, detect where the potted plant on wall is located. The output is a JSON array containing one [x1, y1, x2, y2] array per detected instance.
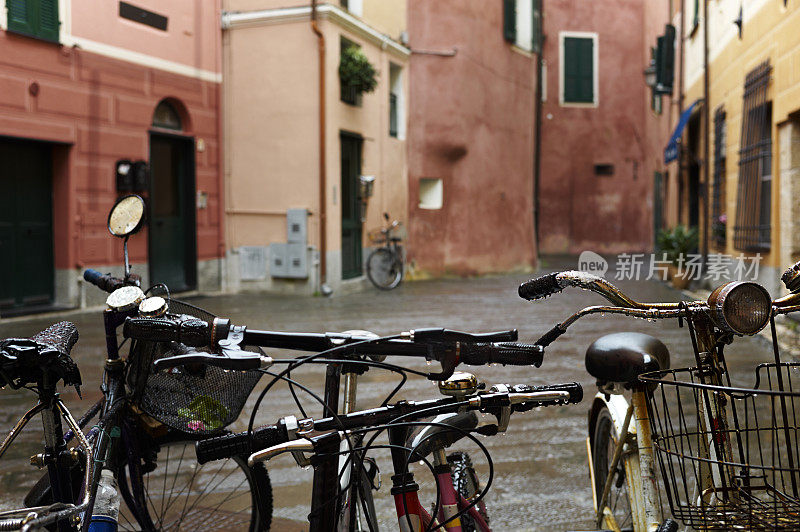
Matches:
[[339, 44, 378, 104], [656, 224, 699, 289]]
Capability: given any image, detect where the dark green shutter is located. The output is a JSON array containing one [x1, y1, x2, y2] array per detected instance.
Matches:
[[563, 37, 594, 103], [7, 0, 35, 36], [503, 0, 516, 43], [655, 25, 675, 94], [38, 0, 59, 42], [5, 0, 59, 42], [531, 0, 542, 53]]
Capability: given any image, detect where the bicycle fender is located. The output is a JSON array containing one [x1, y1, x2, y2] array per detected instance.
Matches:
[[587, 392, 632, 448]]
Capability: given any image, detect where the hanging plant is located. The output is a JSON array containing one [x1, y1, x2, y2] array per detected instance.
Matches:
[[339, 45, 379, 95]]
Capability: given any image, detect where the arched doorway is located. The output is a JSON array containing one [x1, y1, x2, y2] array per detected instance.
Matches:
[[149, 100, 197, 291]]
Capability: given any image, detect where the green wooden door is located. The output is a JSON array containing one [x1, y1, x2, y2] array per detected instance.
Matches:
[[0, 138, 54, 310], [148, 133, 197, 292], [341, 133, 363, 280]]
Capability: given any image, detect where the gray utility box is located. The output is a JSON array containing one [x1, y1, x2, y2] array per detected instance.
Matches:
[[269, 242, 308, 279], [270, 210, 309, 279], [287, 209, 308, 244]]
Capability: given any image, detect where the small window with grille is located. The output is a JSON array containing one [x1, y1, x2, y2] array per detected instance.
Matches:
[[734, 61, 772, 252]]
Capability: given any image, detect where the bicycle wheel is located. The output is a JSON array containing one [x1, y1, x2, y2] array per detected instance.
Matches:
[[592, 407, 635, 532], [447, 452, 488, 532], [118, 439, 272, 531], [366, 248, 402, 290]]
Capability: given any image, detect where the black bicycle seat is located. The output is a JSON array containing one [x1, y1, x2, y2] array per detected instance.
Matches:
[[585, 332, 669, 385], [0, 321, 82, 390]]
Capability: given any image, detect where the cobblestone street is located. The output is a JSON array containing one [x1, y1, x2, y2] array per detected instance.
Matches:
[[0, 262, 779, 530]]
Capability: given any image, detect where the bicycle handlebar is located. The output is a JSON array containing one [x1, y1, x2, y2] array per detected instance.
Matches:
[[196, 381, 582, 464], [83, 269, 125, 294]]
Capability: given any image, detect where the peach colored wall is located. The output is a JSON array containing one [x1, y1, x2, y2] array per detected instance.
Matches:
[[71, 0, 221, 74], [223, 7, 408, 276]]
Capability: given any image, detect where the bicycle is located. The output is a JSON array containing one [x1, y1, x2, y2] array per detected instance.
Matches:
[[518, 263, 800, 531], [136, 312, 548, 531], [366, 213, 405, 290], [0, 194, 272, 531], [191, 353, 581, 532]]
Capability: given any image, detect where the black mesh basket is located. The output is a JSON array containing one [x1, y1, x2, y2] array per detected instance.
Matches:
[[126, 298, 262, 436], [641, 363, 800, 530]]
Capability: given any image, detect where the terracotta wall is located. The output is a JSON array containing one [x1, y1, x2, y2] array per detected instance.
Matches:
[[406, 0, 537, 276], [0, 27, 222, 303], [538, 0, 651, 255]]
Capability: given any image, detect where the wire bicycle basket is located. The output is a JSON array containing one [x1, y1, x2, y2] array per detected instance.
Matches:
[[641, 358, 800, 530], [126, 297, 262, 436]]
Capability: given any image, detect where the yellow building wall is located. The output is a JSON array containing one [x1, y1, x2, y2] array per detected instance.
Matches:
[[682, 0, 800, 274]]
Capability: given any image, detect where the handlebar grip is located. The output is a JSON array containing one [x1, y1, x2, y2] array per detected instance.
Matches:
[[413, 328, 518, 343], [514, 382, 583, 404], [460, 342, 543, 367], [518, 273, 562, 301], [83, 269, 125, 293], [124, 317, 211, 347], [196, 424, 288, 464]]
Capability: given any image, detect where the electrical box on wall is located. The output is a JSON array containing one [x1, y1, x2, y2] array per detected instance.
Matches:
[[269, 242, 308, 279], [287, 209, 308, 244], [116, 159, 149, 192]]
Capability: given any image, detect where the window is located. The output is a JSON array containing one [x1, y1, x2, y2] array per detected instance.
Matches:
[[6, 0, 59, 42], [734, 61, 772, 251], [502, 0, 541, 53], [419, 179, 443, 210], [341, 0, 362, 17], [711, 107, 727, 249], [560, 33, 597, 106], [152, 100, 183, 131], [388, 63, 405, 139]]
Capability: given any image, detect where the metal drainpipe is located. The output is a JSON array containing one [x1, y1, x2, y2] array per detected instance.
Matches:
[[311, 0, 329, 293], [533, 6, 544, 262], [702, 0, 710, 270], [677, 0, 685, 225]]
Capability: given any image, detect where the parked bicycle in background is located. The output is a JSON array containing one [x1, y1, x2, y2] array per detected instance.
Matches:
[[519, 261, 800, 531], [366, 213, 405, 290]]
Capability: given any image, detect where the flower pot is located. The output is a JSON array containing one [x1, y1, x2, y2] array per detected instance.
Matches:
[[671, 269, 691, 290]]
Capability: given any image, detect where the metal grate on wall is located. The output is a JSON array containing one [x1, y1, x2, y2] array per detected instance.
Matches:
[[733, 61, 772, 252], [711, 106, 726, 249]]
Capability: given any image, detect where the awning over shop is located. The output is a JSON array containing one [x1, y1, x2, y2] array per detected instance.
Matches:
[[664, 99, 702, 164]]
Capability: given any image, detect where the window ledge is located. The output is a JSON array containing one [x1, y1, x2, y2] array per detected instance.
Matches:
[[560, 101, 598, 109]]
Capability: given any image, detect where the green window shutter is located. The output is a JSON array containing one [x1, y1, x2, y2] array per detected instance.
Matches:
[[563, 37, 594, 103], [6, 0, 35, 36], [5, 0, 59, 41], [37, 0, 60, 42], [503, 0, 516, 43], [531, 0, 542, 53]]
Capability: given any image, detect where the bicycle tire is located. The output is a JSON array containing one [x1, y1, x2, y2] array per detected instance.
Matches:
[[366, 248, 403, 290], [447, 452, 488, 532], [592, 407, 635, 532], [118, 439, 272, 531]]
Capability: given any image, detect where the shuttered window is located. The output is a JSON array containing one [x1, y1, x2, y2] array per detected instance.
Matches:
[[503, 0, 516, 43], [563, 36, 595, 104], [531, 0, 542, 53], [6, 0, 59, 42], [733, 62, 772, 251]]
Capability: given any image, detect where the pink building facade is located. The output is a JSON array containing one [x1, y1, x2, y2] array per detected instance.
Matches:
[[0, 0, 223, 313], [406, 0, 538, 276], [538, 0, 657, 255]]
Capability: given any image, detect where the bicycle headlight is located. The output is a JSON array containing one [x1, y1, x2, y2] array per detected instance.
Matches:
[[707, 281, 772, 335]]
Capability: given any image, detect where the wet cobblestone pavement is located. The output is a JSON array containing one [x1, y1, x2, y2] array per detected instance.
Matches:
[[0, 260, 778, 530]]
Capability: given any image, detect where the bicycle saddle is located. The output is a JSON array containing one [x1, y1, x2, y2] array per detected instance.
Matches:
[[585, 332, 669, 385], [406, 411, 479, 461], [0, 321, 82, 390]]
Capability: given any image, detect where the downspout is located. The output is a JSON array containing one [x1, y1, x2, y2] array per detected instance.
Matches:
[[311, 0, 329, 293], [677, 0, 685, 224], [702, 0, 710, 268], [533, 4, 544, 263]]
